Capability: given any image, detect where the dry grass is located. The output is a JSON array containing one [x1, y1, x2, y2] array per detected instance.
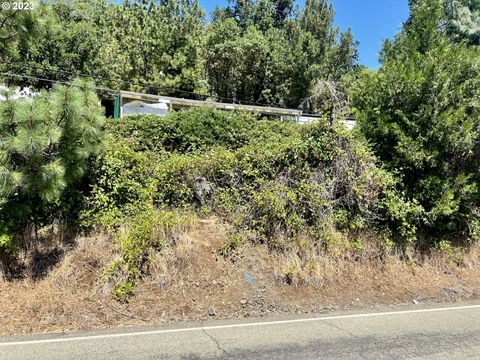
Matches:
[[1, 218, 480, 336]]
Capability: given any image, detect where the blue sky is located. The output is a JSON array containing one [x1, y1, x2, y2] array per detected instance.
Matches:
[[199, 0, 410, 69]]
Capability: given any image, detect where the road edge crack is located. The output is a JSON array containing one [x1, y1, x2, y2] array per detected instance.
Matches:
[[202, 328, 230, 356]]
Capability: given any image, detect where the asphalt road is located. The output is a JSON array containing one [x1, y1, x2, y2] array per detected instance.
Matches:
[[2, 302, 480, 359]]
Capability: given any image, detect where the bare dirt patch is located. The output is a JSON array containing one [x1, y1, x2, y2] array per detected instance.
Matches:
[[1, 218, 480, 336]]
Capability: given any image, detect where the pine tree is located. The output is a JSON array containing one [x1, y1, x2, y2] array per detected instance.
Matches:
[[102, 0, 206, 95], [0, 0, 49, 62], [0, 79, 104, 241], [207, 0, 357, 107]]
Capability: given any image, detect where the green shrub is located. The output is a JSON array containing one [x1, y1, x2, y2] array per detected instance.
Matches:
[[250, 181, 305, 243], [0, 232, 15, 256], [103, 208, 196, 301], [83, 138, 160, 229], [106, 108, 299, 154], [87, 108, 428, 300], [0, 224, 19, 279], [89, 111, 412, 251], [351, 1, 480, 243], [436, 240, 464, 266]]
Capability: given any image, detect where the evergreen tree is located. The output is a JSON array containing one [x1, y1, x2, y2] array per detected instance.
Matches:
[[289, 0, 357, 106], [205, 20, 269, 103], [352, 0, 480, 242], [444, 0, 480, 45], [0, 0, 50, 62], [4, 0, 111, 89], [0, 79, 105, 240], [3, 0, 357, 109], [4, 0, 206, 96], [216, 0, 293, 30], [103, 0, 206, 95], [207, 0, 357, 107]]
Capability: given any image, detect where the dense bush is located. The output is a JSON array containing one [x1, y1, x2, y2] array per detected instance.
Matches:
[[87, 110, 300, 225], [88, 110, 418, 248], [80, 108, 428, 298], [351, 0, 480, 244], [106, 108, 299, 153]]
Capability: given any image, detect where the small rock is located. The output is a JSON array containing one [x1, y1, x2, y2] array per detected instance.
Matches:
[[193, 177, 213, 206], [443, 287, 472, 298], [157, 275, 168, 287], [207, 308, 216, 316], [240, 299, 248, 305]]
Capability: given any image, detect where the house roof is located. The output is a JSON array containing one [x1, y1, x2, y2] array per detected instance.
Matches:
[[119, 91, 302, 117]]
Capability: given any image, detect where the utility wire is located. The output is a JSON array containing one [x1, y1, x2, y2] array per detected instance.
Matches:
[[0, 72, 116, 93], [2, 61, 204, 98], [1, 61, 289, 109], [1, 72, 308, 115]]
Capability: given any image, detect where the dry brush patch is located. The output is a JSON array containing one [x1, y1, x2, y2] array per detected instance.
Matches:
[[1, 218, 480, 336]]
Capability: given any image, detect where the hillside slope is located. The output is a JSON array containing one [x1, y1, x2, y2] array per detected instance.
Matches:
[[1, 217, 480, 336]]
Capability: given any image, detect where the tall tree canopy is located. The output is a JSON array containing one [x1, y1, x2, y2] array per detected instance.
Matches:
[[207, 0, 357, 107], [0, 0, 50, 61], [2, 0, 357, 109], [103, 0, 206, 95], [4, 0, 110, 88], [4, 0, 206, 95], [351, 0, 480, 243]]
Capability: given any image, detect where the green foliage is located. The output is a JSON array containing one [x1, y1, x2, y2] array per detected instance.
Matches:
[[207, 0, 358, 107], [4, 0, 357, 110], [82, 138, 160, 229], [3, 0, 109, 88], [444, 0, 480, 45], [0, 79, 105, 235], [0, 227, 18, 279], [103, 207, 195, 301], [205, 21, 272, 103], [0, 0, 50, 61], [87, 110, 300, 228], [106, 108, 294, 153], [250, 182, 304, 242], [0, 232, 15, 255], [436, 240, 465, 265], [88, 110, 402, 253], [351, 0, 480, 243], [214, 0, 293, 30], [218, 230, 250, 257], [4, 0, 206, 95], [379, 184, 424, 246], [103, 0, 206, 95], [84, 107, 455, 299]]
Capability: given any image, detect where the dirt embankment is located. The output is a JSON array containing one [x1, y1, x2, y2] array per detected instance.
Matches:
[[1, 218, 480, 336]]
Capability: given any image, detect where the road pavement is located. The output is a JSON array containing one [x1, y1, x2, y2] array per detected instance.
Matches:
[[2, 302, 480, 359]]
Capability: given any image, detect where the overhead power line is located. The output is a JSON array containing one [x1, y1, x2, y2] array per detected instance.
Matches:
[[2, 61, 203, 97], [1, 61, 289, 109], [1, 72, 309, 115], [0, 72, 116, 93]]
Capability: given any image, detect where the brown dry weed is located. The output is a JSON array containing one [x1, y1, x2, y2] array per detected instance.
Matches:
[[1, 218, 480, 336]]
